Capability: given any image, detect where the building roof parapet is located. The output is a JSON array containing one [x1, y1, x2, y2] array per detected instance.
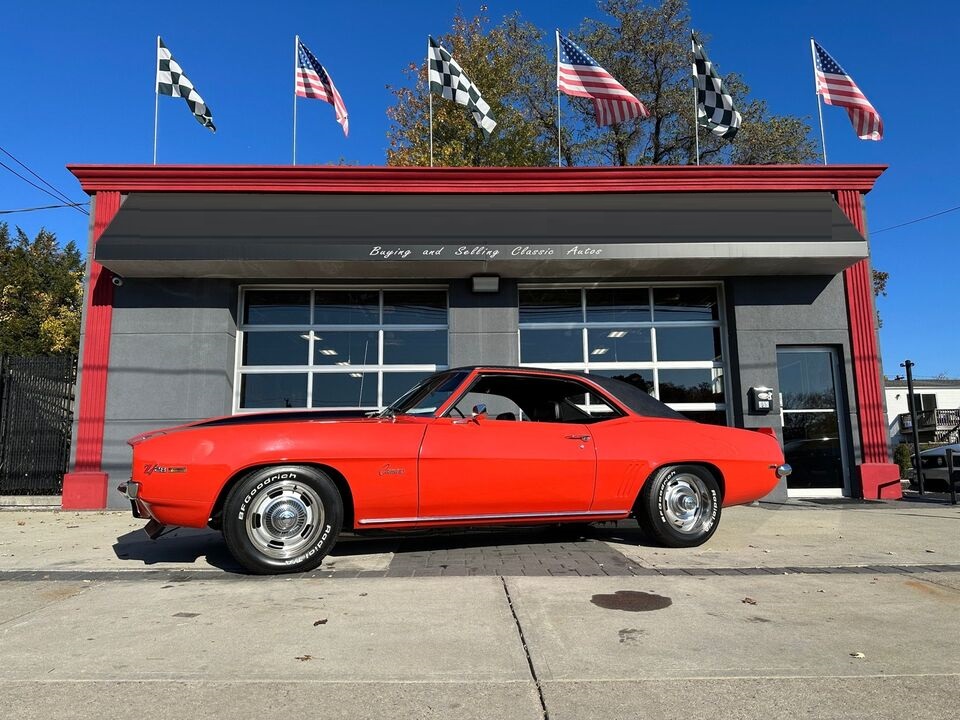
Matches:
[[67, 164, 886, 195]]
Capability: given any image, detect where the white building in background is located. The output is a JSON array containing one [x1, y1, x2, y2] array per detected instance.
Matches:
[[885, 378, 960, 445]]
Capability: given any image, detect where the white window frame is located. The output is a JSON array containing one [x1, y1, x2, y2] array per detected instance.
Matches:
[[234, 284, 449, 413], [517, 282, 731, 422]]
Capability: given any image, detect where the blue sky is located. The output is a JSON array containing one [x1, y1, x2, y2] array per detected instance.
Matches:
[[2, 1, 957, 379]]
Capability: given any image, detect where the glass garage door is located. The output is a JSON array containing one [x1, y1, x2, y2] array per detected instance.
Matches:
[[518, 285, 728, 424], [776, 347, 850, 496], [236, 287, 448, 411]]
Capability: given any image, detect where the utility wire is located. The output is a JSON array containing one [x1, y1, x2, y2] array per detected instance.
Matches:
[[0, 159, 88, 216], [873, 204, 960, 235], [0, 202, 90, 215], [0, 155, 89, 217], [0, 145, 78, 207]]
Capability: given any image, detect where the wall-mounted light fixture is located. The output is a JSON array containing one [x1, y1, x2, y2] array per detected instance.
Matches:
[[471, 274, 500, 293]]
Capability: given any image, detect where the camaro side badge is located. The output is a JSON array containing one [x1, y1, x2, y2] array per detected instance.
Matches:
[[378, 464, 405, 476], [143, 464, 187, 475]]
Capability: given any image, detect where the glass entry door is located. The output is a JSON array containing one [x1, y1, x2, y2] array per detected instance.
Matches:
[[776, 347, 850, 496]]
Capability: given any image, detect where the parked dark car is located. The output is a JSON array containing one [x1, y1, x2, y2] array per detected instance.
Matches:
[[908, 443, 960, 490]]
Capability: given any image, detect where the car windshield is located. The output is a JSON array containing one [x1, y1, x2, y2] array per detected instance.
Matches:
[[380, 370, 470, 417]]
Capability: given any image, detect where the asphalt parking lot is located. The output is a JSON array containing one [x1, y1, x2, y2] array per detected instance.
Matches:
[[1, 498, 959, 719]]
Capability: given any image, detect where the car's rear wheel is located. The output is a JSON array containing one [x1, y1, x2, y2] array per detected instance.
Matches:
[[637, 465, 721, 547], [222, 465, 342, 574]]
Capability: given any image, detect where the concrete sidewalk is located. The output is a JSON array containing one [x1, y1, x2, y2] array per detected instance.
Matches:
[[1, 500, 959, 719]]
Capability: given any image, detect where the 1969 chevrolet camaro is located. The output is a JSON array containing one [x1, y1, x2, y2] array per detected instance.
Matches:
[[120, 366, 791, 574]]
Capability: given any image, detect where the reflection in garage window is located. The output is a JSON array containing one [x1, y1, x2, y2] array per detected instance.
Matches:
[[519, 285, 726, 422], [237, 287, 448, 411]]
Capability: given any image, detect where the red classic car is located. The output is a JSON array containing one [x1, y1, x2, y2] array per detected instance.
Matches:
[[121, 366, 790, 574]]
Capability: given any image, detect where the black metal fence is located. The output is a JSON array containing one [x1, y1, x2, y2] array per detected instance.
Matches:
[[0, 355, 76, 495]]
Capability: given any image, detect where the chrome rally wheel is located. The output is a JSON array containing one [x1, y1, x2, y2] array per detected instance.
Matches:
[[244, 480, 326, 560], [223, 466, 343, 574], [637, 464, 721, 548], [660, 471, 714, 535]]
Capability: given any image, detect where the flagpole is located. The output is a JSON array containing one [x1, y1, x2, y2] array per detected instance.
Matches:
[[428, 37, 434, 168], [811, 37, 828, 165], [556, 30, 562, 167], [691, 33, 700, 166], [293, 35, 299, 166], [153, 35, 160, 165]]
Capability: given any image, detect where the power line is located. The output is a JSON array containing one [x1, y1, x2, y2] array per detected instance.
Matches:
[[0, 151, 89, 217], [0, 145, 78, 207], [0, 202, 91, 215], [873, 204, 960, 235]]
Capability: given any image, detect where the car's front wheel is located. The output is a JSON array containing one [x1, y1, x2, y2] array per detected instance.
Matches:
[[222, 465, 342, 574], [637, 464, 721, 548]]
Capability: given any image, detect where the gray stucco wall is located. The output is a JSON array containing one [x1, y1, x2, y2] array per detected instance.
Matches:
[[448, 279, 519, 367], [726, 275, 859, 501], [101, 279, 237, 508]]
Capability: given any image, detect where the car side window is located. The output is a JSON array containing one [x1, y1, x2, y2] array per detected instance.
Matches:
[[448, 374, 623, 424], [451, 391, 528, 421]]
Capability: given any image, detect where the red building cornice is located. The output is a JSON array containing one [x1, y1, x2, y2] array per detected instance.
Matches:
[[68, 164, 886, 195]]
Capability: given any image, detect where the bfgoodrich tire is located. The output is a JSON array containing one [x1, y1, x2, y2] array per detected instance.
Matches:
[[637, 465, 721, 548], [222, 465, 343, 575]]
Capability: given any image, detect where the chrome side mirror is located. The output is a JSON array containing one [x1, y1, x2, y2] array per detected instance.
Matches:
[[471, 403, 488, 422]]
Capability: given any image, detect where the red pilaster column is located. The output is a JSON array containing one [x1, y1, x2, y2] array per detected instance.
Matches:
[[837, 189, 901, 499], [61, 191, 120, 509]]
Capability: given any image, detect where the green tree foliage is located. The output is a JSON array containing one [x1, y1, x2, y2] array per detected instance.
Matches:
[[387, 11, 553, 167], [387, 0, 819, 167], [0, 223, 83, 356]]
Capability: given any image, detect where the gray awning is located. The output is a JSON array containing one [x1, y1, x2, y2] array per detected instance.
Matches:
[[94, 191, 868, 279]]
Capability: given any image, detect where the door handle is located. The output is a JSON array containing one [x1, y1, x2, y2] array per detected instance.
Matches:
[[565, 434, 591, 442]]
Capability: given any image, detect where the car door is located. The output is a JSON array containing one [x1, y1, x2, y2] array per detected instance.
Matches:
[[416, 373, 599, 519]]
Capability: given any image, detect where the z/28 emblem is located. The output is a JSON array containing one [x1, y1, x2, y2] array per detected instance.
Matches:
[[143, 464, 187, 475]]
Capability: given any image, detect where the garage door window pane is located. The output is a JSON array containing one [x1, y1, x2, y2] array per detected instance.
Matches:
[[383, 330, 447, 365], [243, 332, 309, 366], [383, 290, 446, 324], [520, 329, 582, 363], [658, 368, 725, 404], [314, 290, 379, 325], [313, 331, 379, 366], [241, 374, 307, 408], [244, 290, 310, 325], [587, 328, 651, 362], [656, 327, 721, 362], [313, 372, 378, 408], [383, 372, 433, 405], [653, 287, 719, 321], [588, 369, 655, 395], [519, 289, 583, 323], [585, 288, 650, 322]]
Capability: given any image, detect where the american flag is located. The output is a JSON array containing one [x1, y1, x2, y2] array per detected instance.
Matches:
[[296, 39, 349, 137], [556, 31, 648, 126], [812, 40, 882, 141]]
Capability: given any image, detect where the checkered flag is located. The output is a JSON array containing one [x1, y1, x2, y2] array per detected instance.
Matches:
[[428, 37, 497, 138], [157, 38, 216, 133], [692, 35, 740, 140]]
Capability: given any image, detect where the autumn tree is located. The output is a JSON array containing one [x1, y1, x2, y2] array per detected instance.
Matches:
[[0, 223, 83, 356], [386, 0, 819, 167]]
